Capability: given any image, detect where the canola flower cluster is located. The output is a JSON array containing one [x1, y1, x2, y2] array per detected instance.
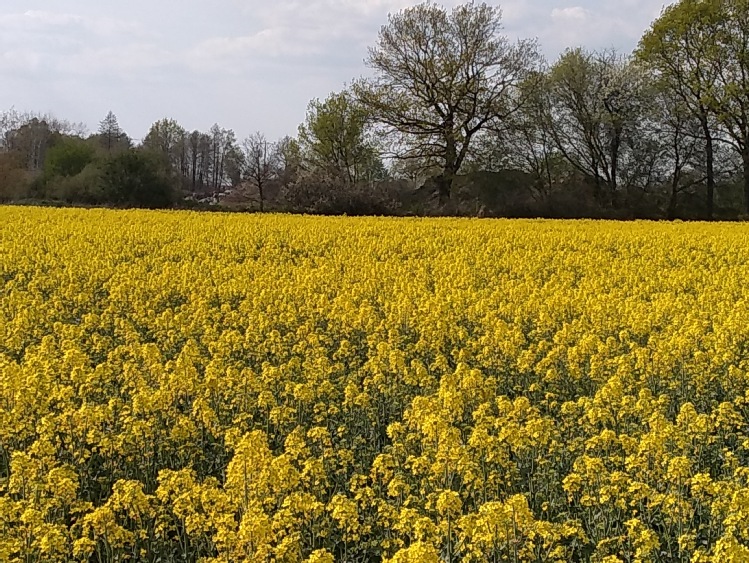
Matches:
[[2, 207, 749, 562]]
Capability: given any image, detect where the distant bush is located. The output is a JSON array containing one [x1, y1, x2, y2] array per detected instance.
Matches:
[[101, 150, 176, 208], [44, 137, 96, 179]]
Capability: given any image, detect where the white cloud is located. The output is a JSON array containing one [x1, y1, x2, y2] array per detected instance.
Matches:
[[0, 49, 43, 72], [58, 44, 176, 76], [551, 7, 589, 21], [0, 10, 142, 36], [191, 27, 328, 64], [0, 10, 84, 28]]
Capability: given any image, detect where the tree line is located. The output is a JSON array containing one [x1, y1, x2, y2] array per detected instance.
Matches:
[[2, 0, 749, 219]]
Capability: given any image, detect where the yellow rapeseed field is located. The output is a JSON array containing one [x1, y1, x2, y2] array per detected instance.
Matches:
[[3, 207, 749, 562]]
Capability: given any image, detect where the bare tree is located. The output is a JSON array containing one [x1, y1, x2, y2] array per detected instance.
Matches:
[[241, 132, 279, 212]]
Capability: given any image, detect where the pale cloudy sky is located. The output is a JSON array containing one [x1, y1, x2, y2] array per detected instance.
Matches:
[[0, 0, 669, 142]]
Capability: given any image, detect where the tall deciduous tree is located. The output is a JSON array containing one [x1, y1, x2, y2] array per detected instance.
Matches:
[[355, 1, 539, 201], [497, 70, 562, 200], [185, 130, 210, 192], [709, 0, 749, 212], [653, 84, 707, 218], [298, 90, 383, 185], [208, 124, 239, 192], [276, 135, 302, 188], [143, 118, 188, 178], [637, 0, 723, 218], [547, 49, 651, 204], [9, 118, 54, 172]]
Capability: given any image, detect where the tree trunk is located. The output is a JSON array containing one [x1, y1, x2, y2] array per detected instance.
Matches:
[[668, 150, 682, 221], [435, 173, 453, 204], [743, 145, 749, 215], [700, 112, 715, 220], [191, 153, 197, 190], [668, 174, 680, 220], [610, 128, 621, 196], [439, 118, 458, 204], [592, 172, 602, 203], [667, 191, 678, 220], [259, 183, 265, 212]]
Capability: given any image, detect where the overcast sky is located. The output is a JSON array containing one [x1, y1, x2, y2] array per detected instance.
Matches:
[[0, 0, 669, 142]]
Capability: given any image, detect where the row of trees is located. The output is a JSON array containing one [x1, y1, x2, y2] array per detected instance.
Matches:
[[2, 0, 749, 218], [0, 96, 389, 213]]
